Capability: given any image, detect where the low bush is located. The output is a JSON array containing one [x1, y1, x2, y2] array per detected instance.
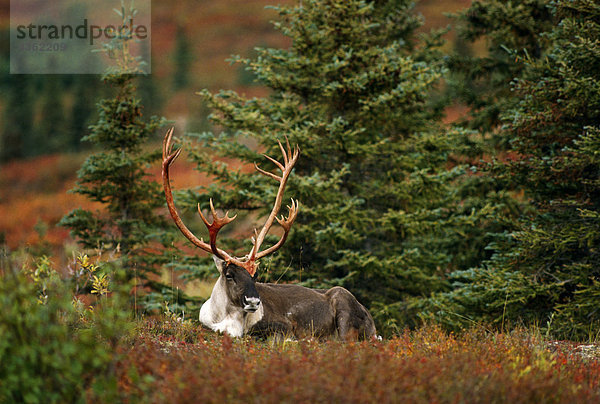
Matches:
[[0, 270, 133, 403], [115, 325, 600, 403]]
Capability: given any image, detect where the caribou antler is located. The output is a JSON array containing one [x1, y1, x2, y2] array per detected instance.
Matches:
[[251, 138, 300, 263], [162, 128, 300, 276], [162, 128, 239, 264]]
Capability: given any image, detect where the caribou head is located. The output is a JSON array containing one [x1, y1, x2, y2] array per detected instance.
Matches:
[[214, 257, 260, 313]]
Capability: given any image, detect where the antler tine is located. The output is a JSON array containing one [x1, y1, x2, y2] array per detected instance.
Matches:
[[276, 199, 299, 231], [197, 199, 238, 257], [283, 136, 300, 166], [250, 228, 259, 259], [278, 140, 288, 165], [254, 162, 281, 181], [262, 153, 285, 172], [254, 136, 300, 182], [162, 127, 174, 158], [197, 199, 238, 227], [162, 127, 182, 166], [257, 199, 299, 259]]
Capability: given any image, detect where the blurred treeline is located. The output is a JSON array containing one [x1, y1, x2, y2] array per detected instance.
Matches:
[[0, 0, 456, 163], [0, 29, 168, 162]]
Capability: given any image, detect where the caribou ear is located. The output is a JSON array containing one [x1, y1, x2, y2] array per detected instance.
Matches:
[[212, 256, 226, 274], [252, 271, 258, 281]]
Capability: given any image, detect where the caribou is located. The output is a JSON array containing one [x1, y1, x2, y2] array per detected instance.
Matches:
[[162, 128, 377, 340]]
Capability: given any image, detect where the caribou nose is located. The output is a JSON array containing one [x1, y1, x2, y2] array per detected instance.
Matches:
[[243, 296, 261, 312]]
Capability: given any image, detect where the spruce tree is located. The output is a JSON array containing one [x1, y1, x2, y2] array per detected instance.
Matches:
[[448, 0, 554, 134], [420, 0, 556, 330], [179, 0, 492, 334], [60, 7, 176, 305], [432, 0, 600, 339]]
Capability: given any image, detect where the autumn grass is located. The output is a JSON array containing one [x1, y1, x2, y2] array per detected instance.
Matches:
[[111, 320, 600, 403]]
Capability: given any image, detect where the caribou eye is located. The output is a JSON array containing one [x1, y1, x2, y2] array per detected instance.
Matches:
[[225, 273, 234, 281]]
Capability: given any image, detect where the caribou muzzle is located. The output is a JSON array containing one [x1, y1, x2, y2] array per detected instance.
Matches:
[[243, 296, 261, 313]]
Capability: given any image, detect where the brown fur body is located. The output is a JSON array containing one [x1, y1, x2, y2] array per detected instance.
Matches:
[[250, 283, 377, 340]]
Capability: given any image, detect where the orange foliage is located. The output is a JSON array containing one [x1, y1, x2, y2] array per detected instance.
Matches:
[[0, 151, 203, 253]]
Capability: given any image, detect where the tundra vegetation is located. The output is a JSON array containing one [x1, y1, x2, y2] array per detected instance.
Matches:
[[1, 0, 600, 402]]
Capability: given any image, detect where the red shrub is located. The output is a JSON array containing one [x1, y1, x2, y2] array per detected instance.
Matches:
[[107, 324, 600, 403]]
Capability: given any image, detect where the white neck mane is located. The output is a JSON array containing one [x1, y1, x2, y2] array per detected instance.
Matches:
[[199, 278, 264, 337]]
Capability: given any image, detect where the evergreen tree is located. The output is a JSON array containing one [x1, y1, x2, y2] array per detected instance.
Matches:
[[448, 0, 554, 134], [60, 70, 168, 275], [181, 0, 492, 334], [442, 0, 556, 247], [419, 0, 555, 330], [60, 7, 178, 307], [432, 0, 600, 339]]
